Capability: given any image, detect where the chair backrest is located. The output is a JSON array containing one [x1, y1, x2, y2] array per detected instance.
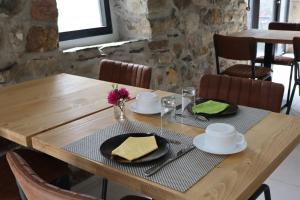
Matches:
[[99, 59, 152, 89], [269, 22, 300, 31], [213, 34, 257, 61], [293, 37, 300, 62], [199, 74, 284, 112], [6, 151, 97, 200]]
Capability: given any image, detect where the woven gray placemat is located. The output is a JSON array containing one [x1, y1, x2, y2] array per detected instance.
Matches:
[[64, 120, 225, 192], [173, 105, 269, 134]]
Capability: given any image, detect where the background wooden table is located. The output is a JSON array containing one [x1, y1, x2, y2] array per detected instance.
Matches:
[[230, 29, 300, 44], [0, 73, 150, 146], [230, 29, 300, 68], [32, 91, 300, 200]]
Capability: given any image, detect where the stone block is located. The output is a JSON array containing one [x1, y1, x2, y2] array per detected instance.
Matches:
[[172, 42, 184, 57], [76, 48, 104, 61], [158, 52, 172, 64], [31, 0, 57, 21], [151, 17, 178, 37], [173, 0, 192, 10], [26, 26, 58, 52], [148, 40, 169, 51], [203, 8, 222, 25], [0, 0, 22, 15], [166, 67, 177, 86], [147, 0, 174, 20]]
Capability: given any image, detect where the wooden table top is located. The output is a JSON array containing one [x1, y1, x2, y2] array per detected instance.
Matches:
[[32, 90, 300, 200], [229, 29, 300, 44], [0, 73, 150, 146]]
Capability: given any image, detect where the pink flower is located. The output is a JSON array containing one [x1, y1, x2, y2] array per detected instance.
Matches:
[[118, 88, 129, 99], [107, 90, 119, 105], [107, 85, 130, 105]]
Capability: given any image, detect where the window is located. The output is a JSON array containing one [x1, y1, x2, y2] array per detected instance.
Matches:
[[57, 0, 112, 42]]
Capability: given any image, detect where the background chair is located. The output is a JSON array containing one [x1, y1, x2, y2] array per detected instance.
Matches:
[[286, 37, 300, 114], [213, 34, 271, 80], [256, 22, 300, 104], [99, 59, 152, 89], [1, 148, 69, 200], [99, 59, 152, 199], [199, 74, 284, 200], [6, 151, 149, 200], [199, 74, 284, 112]]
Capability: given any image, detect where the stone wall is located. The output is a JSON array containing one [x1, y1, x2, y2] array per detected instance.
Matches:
[[0, 0, 247, 91], [111, 0, 151, 40]]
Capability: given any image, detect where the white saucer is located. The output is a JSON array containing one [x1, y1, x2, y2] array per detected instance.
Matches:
[[193, 133, 247, 155], [129, 102, 161, 115]]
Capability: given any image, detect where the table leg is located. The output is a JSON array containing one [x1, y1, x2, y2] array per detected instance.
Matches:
[[264, 43, 275, 69], [101, 178, 108, 200], [264, 43, 275, 81]]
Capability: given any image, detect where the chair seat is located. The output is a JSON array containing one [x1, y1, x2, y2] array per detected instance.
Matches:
[[256, 55, 294, 66], [223, 64, 271, 79], [0, 149, 69, 200]]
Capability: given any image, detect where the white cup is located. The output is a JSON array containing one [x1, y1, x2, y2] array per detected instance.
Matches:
[[204, 123, 243, 152], [136, 92, 160, 112]]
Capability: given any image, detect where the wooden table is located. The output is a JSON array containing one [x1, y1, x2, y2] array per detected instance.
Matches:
[[31, 90, 300, 200], [229, 29, 300, 68], [0, 73, 150, 146]]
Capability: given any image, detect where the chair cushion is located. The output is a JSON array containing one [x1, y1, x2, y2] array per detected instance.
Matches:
[[0, 149, 69, 200], [6, 152, 96, 200], [15, 148, 69, 183], [256, 56, 294, 66], [0, 155, 20, 200], [223, 64, 271, 79]]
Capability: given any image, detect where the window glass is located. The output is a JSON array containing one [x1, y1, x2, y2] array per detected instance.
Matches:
[[57, 0, 104, 32], [56, 0, 112, 42]]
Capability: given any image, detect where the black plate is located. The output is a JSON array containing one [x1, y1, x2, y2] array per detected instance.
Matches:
[[100, 133, 170, 164], [186, 99, 238, 118]]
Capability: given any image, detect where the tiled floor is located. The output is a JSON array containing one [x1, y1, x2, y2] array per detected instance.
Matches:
[[72, 65, 300, 200]]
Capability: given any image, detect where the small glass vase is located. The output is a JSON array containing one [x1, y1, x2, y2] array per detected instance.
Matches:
[[114, 100, 126, 121]]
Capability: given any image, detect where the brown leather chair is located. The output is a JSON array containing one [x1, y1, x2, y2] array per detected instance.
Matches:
[[199, 74, 284, 112], [213, 34, 271, 80], [99, 58, 152, 199], [199, 74, 283, 200], [286, 37, 300, 114], [99, 59, 152, 89], [256, 22, 300, 103], [1, 148, 69, 200], [6, 151, 149, 200]]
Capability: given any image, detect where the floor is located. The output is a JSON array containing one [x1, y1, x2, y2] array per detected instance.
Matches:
[[72, 65, 300, 200]]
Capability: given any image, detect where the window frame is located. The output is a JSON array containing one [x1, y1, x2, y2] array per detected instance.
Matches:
[[58, 0, 113, 42]]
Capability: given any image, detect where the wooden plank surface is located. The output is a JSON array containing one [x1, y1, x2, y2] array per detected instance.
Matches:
[[0, 73, 150, 146], [229, 29, 300, 44], [32, 91, 300, 200]]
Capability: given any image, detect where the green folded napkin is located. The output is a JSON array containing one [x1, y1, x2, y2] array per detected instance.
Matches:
[[192, 100, 229, 114]]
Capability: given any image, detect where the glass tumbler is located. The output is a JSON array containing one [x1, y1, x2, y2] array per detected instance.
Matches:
[[181, 87, 196, 114], [160, 96, 176, 134]]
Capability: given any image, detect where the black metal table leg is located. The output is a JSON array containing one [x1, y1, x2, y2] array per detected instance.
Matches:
[[101, 178, 108, 200], [249, 184, 271, 200], [264, 43, 275, 81]]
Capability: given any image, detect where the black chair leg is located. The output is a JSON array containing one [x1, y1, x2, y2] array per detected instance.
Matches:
[[249, 184, 271, 200], [101, 178, 108, 200], [286, 82, 297, 115], [287, 64, 294, 104]]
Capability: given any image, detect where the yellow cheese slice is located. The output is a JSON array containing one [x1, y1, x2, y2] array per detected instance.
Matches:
[[111, 136, 158, 161]]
